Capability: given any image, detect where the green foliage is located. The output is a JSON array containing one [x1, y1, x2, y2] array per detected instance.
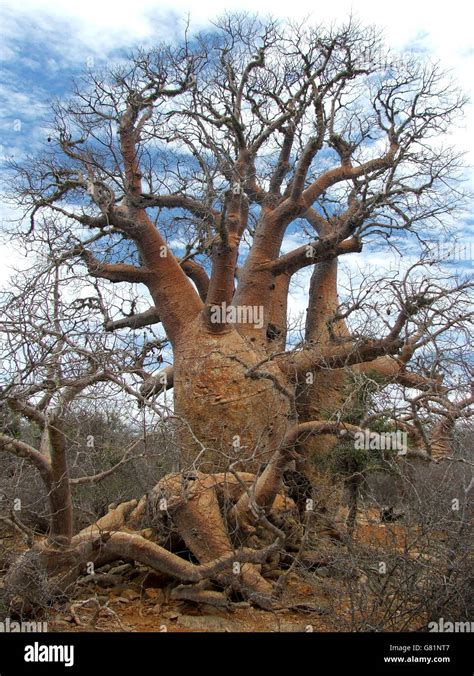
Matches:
[[324, 370, 403, 479]]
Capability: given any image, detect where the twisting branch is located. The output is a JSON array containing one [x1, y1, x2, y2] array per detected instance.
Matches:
[[81, 251, 153, 284]]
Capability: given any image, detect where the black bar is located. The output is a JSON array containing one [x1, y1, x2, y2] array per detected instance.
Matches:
[[0, 632, 471, 675]]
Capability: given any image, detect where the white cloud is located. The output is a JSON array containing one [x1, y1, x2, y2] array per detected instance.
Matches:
[[1, 0, 472, 302], [0, 242, 27, 287], [0, 0, 471, 53], [1, 0, 473, 75], [2, 0, 472, 158]]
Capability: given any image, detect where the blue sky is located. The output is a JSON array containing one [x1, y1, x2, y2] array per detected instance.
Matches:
[[0, 0, 473, 288], [1, 0, 473, 152]]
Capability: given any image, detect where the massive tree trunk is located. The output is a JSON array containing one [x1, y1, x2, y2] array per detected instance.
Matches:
[[174, 318, 292, 472]]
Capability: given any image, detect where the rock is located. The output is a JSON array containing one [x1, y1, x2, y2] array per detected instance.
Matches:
[[121, 588, 140, 601], [316, 566, 330, 577], [144, 588, 165, 603], [177, 615, 240, 632], [163, 610, 180, 621]]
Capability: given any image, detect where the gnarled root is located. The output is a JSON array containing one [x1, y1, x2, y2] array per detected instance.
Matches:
[[152, 472, 276, 607], [5, 467, 299, 615]]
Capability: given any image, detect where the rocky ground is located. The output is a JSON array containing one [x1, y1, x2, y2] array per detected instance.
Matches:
[[0, 513, 422, 633]]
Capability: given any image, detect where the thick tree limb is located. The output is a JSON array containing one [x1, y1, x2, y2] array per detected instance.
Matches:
[[133, 215, 203, 345], [230, 420, 360, 530], [300, 139, 399, 208], [154, 472, 274, 603], [181, 259, 210, 301], [103, 260, 208, 332], [279, 336, 404, 377], [265, 236, 362, 276], [354, 357, 446, 393], [140, 365, 174, 398], [0, 433, 52, 484], [82, 251, 152, 284], [105, 307, 161, 332]]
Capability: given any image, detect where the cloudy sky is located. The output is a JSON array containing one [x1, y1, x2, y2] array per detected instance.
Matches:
[[0, 0, 472, 291]]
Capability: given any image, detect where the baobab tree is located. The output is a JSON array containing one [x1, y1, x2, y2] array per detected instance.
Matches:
[[2, 15, 472, 612]]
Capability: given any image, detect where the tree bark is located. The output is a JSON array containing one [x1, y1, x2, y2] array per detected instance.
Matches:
[[173, 318, 292, 472]]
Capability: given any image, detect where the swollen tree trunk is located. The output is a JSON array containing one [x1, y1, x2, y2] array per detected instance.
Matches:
[[5, 22, 470, 620], [174, 317, 292, 472]]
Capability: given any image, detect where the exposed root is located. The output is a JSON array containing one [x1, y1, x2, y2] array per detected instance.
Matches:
[[153, 472, 276, 605], [170, 581, 230, 607], [5, 466, 302, 615]]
